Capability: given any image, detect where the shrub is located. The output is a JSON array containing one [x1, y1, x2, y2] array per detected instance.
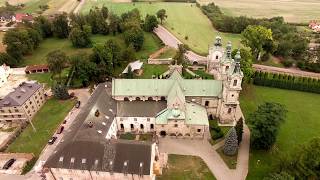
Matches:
[[282, 59, 293, 67], [235, 118, 244, 145], [52, 84, 70, 100], [223, 127, 238, 156]]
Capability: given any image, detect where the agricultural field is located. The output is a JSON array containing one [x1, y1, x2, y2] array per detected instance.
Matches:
[[240, 85, 320, 179], [198, 0, 320, 23], [81, 1, 241, 55], [22, 32, 162, 66]]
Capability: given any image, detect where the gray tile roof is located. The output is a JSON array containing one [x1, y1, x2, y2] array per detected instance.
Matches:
[[117, 101, 167, 117], [0, 82, 42, 108], [44, 82, 153, 175]]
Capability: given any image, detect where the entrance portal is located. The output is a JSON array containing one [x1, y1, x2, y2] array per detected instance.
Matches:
[[160, 131, 167, 137]]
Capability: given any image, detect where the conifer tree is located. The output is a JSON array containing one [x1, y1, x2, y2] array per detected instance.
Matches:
[[223, 127, 238, 156], [235, 118, 244, 145]]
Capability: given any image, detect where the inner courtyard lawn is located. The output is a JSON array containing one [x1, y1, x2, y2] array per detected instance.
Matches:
[[21, 32, 162, 66], [81, 2, 241, 55], [6, 98, 75, 157], [240, 85, 320, 179], [157, 154, 216, 180]]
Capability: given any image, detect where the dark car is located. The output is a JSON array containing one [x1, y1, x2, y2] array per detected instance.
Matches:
[[48, 136, 57, 145], [75, 101, 81, 108], [57, 126, 64, 134], [3, 158, 16, 169]]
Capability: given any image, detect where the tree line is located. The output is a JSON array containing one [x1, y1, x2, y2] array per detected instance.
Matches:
[[252, 71, 320, 94], [200, 3, 309, 68], [0, 7, 166, 67]]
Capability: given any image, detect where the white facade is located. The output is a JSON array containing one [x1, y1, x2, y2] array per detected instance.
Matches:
[[0, 64, 11, 88]]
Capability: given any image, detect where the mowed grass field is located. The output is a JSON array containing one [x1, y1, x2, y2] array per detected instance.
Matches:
[[6, 98, 75, 157], [22, 32, 162, 66], [240, 85, 320, 179], [198, 0, 320, 23], [157, 154, 216, 180], [81, 1, 241, 55]]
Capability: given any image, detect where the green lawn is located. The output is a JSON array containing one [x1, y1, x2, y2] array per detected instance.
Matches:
[[194, 70, 214, 79], [17, 0, 51, 14], [6, 98, 75, 157], [119, 132, 136, 140], [157, 48, 176, 59], [157, 154, 215, 180], [240, 85, 320, 179], [81, 2, 241, 55], [26, 68, 70, 87], [138, 64, 168, 79], [22, 32, 162, 66], [216, 147, 237, 169]]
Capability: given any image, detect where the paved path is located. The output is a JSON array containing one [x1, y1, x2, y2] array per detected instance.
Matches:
[[154, 25, 320, 78], [253, 64, 320, 79], [73, 0, 86, 13]]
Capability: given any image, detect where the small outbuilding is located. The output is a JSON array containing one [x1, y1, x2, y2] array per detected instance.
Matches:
[[122, 60, 144, 76]]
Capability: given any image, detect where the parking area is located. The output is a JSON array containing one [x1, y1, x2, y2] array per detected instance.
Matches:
[[0, 153, 33, 175]]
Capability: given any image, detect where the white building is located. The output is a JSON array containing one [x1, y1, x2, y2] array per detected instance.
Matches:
[[0, 64, 11, 88]]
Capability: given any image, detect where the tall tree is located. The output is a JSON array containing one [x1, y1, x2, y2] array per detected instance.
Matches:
[[241, 25, 273, 61], [123, 26, 144, 51], [157, 9, 167, 25], [69, 26, 91, 48], [144, 14, 158, 32], [247, 102, 287, 150], [223, 127, 238, 156], [52, 84, 70, 100], [52, 13, 69, 38], [109, 13, 121, 35], [232, 48, 254, 83], [33, 15, 53, 38], [122, 44, 136, 62], [174, 44, 186, 65], [234, 117, 244, 145], [46, 50, 67, 81]]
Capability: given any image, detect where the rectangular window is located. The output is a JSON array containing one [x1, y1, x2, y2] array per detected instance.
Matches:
[[147, 118, 150, 122], [197, 129, 201, 132], [174, 124, 178, 127], [134, 118, 137, 121], [15, 109, 19, 112], [205, 101, 209, 106], [233, 80, 238, 86]]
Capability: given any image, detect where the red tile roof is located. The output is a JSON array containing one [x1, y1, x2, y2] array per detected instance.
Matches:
[[15, 13, 33, 21]]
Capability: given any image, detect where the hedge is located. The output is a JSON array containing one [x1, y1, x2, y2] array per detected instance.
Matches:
[[253, 71, 320, 94]]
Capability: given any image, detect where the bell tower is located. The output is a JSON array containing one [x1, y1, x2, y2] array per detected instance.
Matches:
[[219, 50, 243, 125]]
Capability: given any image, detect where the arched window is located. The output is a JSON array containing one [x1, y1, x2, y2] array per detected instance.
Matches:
[[160, 96, 166, 101], [226, 66, 229, 71], [193, 61, 198, 65], [148, 97, 153, 101], [205, 101, 209, 106], [130, 124, 134, 130], [215, 55, 219, 60], [140, 124, 144, 129], [136, 97, 141, 101], [228, 108, 232, 114], [120, 124, 124, 130], [124, 97, 129, 101], [150, 124, 154, 130]]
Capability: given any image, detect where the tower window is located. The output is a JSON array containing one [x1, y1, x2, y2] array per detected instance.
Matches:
[[233, 80, 238, 86], [228, 108, 232, 114]]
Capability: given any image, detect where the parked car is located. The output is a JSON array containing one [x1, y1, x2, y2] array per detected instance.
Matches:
[[48, 136, 57, 145], [75, 101, 81, 108], [57, 126, 64, 134], [3, 158, 16, 169]]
